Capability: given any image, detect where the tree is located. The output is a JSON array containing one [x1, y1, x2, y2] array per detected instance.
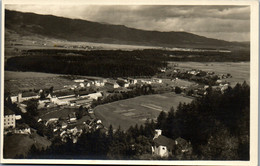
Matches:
[[40, 90, 46, 99], [77, 106, 84, 119], [108, 125, 114, 140], [26, 99, 39, 116], [49, 86, 54, 94], [175, 86, 182, 94], [156, 111, 167, 129], [187, 89, 194, 96]]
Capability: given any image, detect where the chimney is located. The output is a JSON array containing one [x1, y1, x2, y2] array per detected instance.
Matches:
[[153, 129, 162, 139]]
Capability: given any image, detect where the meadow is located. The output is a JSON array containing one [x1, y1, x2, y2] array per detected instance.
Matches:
[[4, 71, 76, 95], [94, 92, 193, 130]]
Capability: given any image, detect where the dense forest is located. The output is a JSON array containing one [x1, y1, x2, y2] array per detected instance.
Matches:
[[5, 49, 249, 77], [6, 50, 168, 77], [16, 82, 249, 160]]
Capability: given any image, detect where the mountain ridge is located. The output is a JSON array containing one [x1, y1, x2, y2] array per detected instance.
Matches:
[[5, 9, 249, 49]]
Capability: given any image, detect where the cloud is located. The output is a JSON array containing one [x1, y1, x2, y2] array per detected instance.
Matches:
[[5, 5, 250, 41]]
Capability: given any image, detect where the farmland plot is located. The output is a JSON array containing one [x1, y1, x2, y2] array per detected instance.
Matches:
[[4, 71, 76, 95], [94, 93, 193, 130]]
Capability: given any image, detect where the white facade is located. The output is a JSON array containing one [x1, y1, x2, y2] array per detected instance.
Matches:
[[15, 115, 22, 120], [10, 96, 18, 103], [154, 129, 162, 139], [152, 145, 169, 157], [4, 114, 16, 128], [87, 92, 102, 100], [124, 83, 130, 88], [18, 93, 40, 103], [74, 79, 85, 83], [105, 82, 120, 89], [14, 128, 31, 134]]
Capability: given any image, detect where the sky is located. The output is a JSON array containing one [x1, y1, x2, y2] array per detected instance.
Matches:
[[5, 5, 250, 42]]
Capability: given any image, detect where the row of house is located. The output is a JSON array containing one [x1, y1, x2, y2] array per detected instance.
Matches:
[[140, 78, 163, 85]]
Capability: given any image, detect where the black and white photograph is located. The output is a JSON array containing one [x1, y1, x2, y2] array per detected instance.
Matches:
[[1, 0, 259, 165]]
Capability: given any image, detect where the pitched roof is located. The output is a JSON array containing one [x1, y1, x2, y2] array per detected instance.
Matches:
[[22, 91, 38, 97], [175, 137, 188, 146], [154, 135, 175, 149], [69, 112, 76, 118], [53, 90, 75, 97]]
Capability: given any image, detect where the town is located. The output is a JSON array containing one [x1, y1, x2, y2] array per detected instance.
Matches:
[[4, 65, 235, 158]]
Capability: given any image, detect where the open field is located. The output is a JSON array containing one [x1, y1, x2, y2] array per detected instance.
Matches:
[[169, 62, 250, 87], [4, 71, 77, 95], [94, 93, 193, 131], [5, 29, 161, 60]]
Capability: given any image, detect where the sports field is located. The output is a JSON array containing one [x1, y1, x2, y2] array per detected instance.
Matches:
[[94, 93, 193, 131]]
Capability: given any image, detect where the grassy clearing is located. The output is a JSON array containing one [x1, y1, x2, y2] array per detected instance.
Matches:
[[169, 62, 250, 86], [94, 93, 192, 131], [4, 71, 76, 95]]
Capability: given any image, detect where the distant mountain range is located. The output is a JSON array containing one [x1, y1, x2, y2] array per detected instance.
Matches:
[[5, 10, 249, 49]]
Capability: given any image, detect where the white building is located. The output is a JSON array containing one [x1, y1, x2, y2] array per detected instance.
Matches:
[[127, 78, 137, 85], [14, 128, 31, 135], [87, 92, 103, 100], [105, 82, 120, 89], [74, 79, 85, 83], [151, 129, 175, 157], [4, 108, 16, 129]]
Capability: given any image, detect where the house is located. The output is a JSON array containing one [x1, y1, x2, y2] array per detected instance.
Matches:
[[15, 115, 22, 120], [87, 92, 103, 100], [45, 118, 59, 126], [17, 92, 40, 103], [160, 68, 166, 73], [8, 92, 38, 103], [14, 124, 31, 134], [60, 127, 83, 143], [51, 92, 76, 105], [152, 129, 192, 158], [152, 129, 175, 157], [68, 112, 77, 123], [89, 79, 106, 87], [127, 78, 137, 85], [174, 137, 192, 155], [79, 83, 85, 88], [4, 107, 16, 129], [152, 78, 162, 84], [57, 121, 68, 129], [61, 122, 68, 129], [105, 82, 120, 89], [10, 96, 18, 103], [38, 99, 51, 108], [18, 103, 27, 113], [141, 80, 152, 84], [72, 98, 92, 106], [74, 79, 85, 83]]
